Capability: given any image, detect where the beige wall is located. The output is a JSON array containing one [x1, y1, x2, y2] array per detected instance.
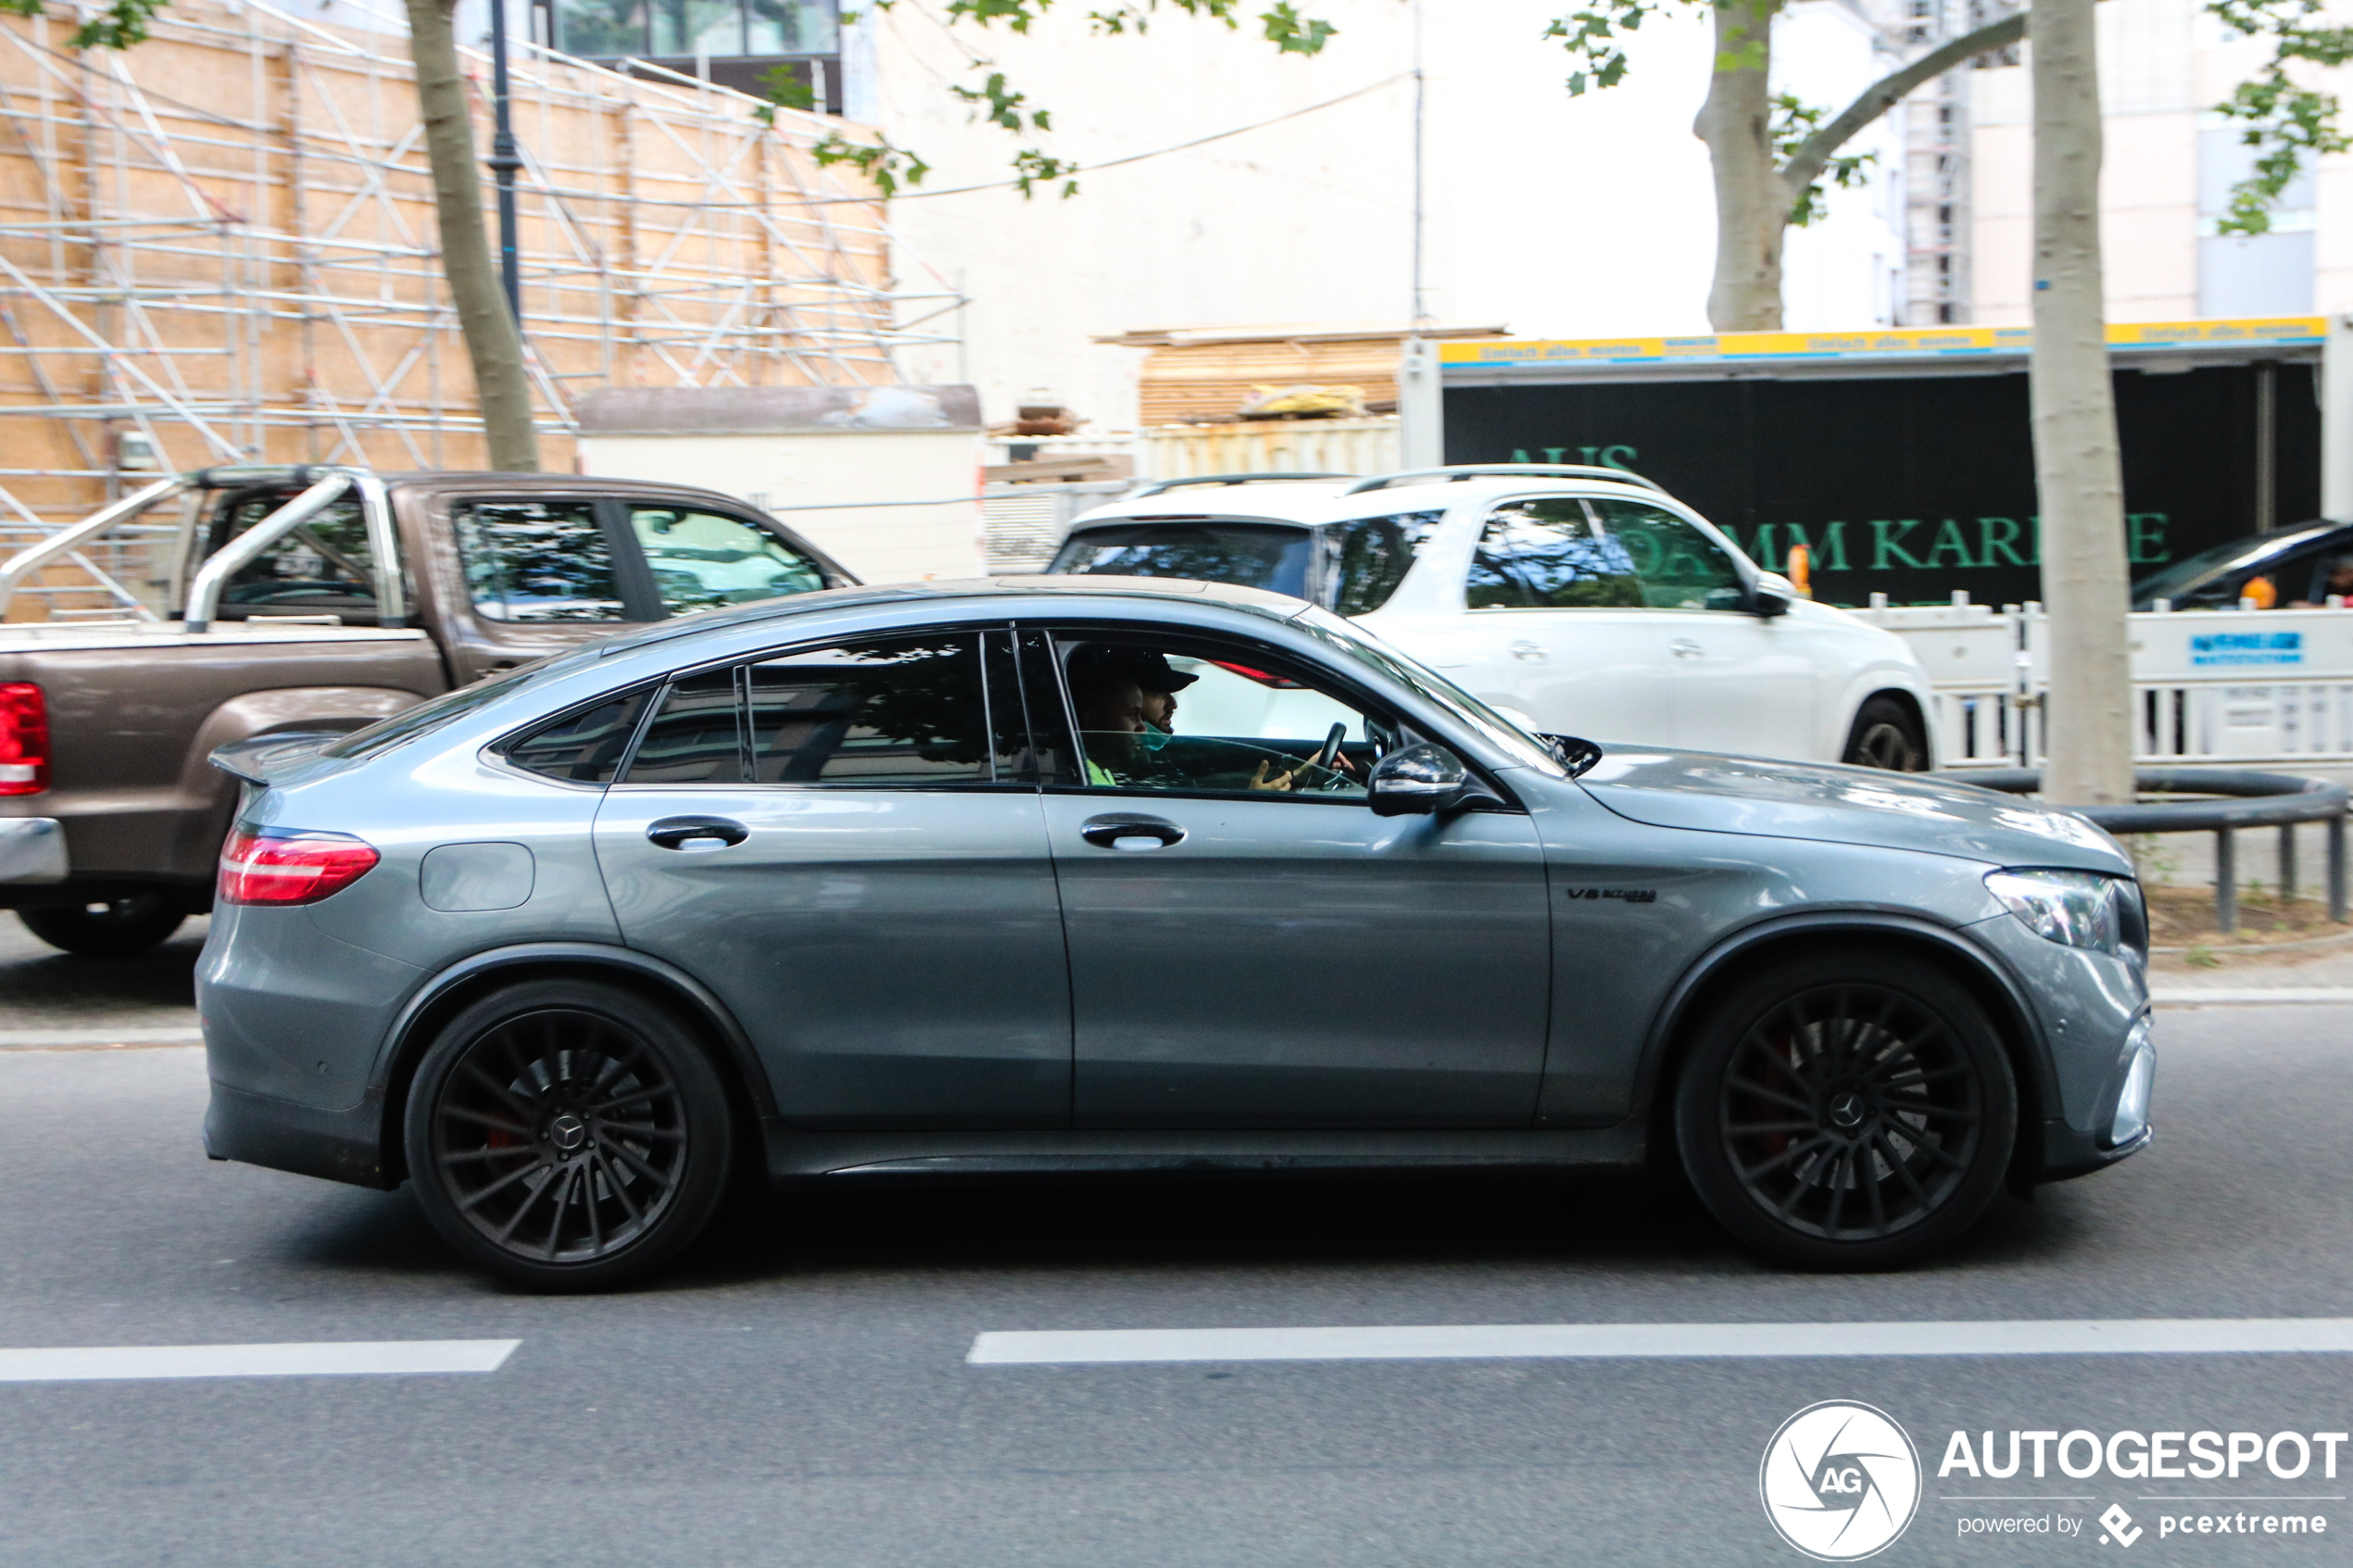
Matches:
[[1969, 0, 2353, 323], [577, 430, 984, 583]]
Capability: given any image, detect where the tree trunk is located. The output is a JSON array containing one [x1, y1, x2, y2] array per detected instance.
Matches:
[[1693, 0, 1785, 332], [405, 0, 539, 470], [2029, 0, 2133, 804]]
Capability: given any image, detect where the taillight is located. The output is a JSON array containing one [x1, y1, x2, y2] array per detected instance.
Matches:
[[0, 683, 48, 797], [218, 827, 379, 906]]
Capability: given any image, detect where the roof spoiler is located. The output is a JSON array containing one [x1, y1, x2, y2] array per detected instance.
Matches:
[[208, 730, 350, 785]]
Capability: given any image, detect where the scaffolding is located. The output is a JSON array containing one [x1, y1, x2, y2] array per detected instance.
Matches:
[[0, 0, 960, 616], [1896, 0, 2017, 326]]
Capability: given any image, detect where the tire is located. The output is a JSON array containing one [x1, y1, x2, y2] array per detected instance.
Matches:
[[403, 979, 735, 1291], [18, 895, 186, 958], [1841, 696, 1928, 771], [1673, 950, 2017, 1270]]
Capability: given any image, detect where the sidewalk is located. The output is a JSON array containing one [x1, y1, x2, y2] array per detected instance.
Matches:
[[2151, 925, 2353, 1005]]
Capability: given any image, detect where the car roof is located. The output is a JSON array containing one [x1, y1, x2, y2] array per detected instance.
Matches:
[[590, 573, 1312, 659], [1064, 472, 1673, 532]]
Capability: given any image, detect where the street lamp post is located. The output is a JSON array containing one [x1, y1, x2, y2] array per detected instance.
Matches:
[[486, 0, 523, 330]]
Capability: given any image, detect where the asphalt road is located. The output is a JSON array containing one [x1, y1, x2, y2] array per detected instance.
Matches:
[[1, 919, 2350, 1565]]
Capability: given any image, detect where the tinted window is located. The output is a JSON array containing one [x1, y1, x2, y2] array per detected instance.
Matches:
[[209, 492, 379, 623], [625, 669, 743, 784], [455, 500, 626, 622], [1052, 522, 1314, 599], [502, 689, 652, 784], [748, 634, 1006, 785], [1327, 509, 1444, 615], [1469, 500, 1642, 609], [627, 506, 826, 616], [1590, 499, 1746, 610]]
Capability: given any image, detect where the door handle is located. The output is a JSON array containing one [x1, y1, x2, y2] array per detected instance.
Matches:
[[1507, 639, 1547, 662], [1669, 638, 1705, 659], [1079, 814, 1186, 851], [647, 815, 749, 850]]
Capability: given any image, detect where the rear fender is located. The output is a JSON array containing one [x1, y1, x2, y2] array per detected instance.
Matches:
[[369, 942, 780, 1185]]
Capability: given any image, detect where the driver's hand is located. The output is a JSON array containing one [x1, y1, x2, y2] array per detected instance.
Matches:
[[1248, 759, 1298, 792]]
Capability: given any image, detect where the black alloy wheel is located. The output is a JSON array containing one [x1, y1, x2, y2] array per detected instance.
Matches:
[[18, 894, 186, 958], [404, 979, 733, 1290], [1841, 696, 1929, 771], [1675, 952, 2016, 1269]]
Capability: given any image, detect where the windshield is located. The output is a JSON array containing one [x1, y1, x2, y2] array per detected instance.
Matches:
[[2132, 523, 2344, 607], [1051, 521, 1314, 599], [1287, 607, 1565, 774]]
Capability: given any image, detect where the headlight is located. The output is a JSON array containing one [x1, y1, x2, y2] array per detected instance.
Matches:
[[1984, 869, 2142, 958]]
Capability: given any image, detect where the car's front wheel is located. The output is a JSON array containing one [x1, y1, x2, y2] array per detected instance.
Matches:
[[404, 979, 734, 1291], [1674, 951, 2017, 1269]]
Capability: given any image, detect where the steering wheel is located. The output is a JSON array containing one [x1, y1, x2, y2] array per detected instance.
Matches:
[[1309, 721, 1350, 788]]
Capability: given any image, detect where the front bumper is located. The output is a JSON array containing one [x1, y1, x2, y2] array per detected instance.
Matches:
[[205, 1080, 396, 1189], [0, 817, 65, 883]]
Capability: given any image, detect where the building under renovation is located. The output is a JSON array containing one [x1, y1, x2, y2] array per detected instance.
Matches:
[[0, 0, 952, 616]]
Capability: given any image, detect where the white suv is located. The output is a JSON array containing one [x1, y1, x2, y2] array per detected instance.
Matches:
[[1044, 466, 1938, 769]]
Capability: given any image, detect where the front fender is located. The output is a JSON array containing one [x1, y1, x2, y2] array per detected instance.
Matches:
[[1626, 909, 2054, 1167]]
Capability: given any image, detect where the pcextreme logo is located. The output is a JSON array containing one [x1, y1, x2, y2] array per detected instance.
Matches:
[[1760, 1401, 1924, 1561]]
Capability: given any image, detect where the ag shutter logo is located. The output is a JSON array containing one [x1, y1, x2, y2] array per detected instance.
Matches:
[[1761, 1401, 1923, 1561]]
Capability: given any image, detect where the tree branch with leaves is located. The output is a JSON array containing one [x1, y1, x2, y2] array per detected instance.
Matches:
[[788, 0, 1337, 200], [1557, 0, 2026, 330]]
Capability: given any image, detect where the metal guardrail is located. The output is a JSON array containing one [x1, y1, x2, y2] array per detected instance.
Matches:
[[1968, 767, 2350, 933]]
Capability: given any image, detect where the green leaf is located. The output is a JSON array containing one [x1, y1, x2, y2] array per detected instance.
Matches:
[[813, 132, 933, 198], [2206, 0, 2353, 234], [1259, 1, 1334, 54], [1546, 0, 1666, 96], [758, 61, 817, 111]]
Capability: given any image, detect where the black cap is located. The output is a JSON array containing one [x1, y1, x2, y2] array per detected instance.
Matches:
[[1111, 648, 1198, 693]]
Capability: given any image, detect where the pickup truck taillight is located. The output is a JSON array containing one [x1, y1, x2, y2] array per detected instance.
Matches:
[[0, 683, 48, 796], [219, 827, 379, 906]]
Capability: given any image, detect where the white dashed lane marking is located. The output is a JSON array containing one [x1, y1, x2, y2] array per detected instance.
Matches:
[[967, 1320, 2353, 1365], [0, 1340, 521, 1382]]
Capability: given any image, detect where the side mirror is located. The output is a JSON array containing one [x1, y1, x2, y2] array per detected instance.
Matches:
[[1751, 571, 1797, 619], [1367, 743, 1478, 817]]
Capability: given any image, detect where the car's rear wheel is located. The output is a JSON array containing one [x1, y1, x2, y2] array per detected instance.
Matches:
[[404, 979, 733, 1291], [1841, 696, 1928, 771], [18, 895, 186, 958], [1674, 952, 2016, 1269]]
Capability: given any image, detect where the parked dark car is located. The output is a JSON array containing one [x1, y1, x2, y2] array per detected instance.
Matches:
[[2131, 519, 2353, 610]]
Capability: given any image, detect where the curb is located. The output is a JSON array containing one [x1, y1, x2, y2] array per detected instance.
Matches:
[[0, 1024, 201, 1050], [2151, 987, 2353, 1007]]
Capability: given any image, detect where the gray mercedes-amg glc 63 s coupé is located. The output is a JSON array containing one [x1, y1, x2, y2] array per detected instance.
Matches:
[[198, 579, 2153, 1288]]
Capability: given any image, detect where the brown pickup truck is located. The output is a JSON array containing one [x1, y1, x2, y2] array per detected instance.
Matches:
[[0, 465, 852, 956]]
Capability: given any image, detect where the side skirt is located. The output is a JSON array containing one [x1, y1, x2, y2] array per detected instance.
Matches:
[[764, 1123, 1647, 1181]]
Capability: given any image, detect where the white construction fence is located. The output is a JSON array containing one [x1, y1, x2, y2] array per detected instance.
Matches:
[[1852, 601, 2353, 771]]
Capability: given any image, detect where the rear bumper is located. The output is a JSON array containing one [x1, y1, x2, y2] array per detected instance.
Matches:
[[204, 1079, 396, 1190], [0, 817, 66, 884]]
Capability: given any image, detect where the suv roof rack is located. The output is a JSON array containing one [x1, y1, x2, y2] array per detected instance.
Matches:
[[1341, 464, 1664, 496], [1127, 471, 1358, 498]]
